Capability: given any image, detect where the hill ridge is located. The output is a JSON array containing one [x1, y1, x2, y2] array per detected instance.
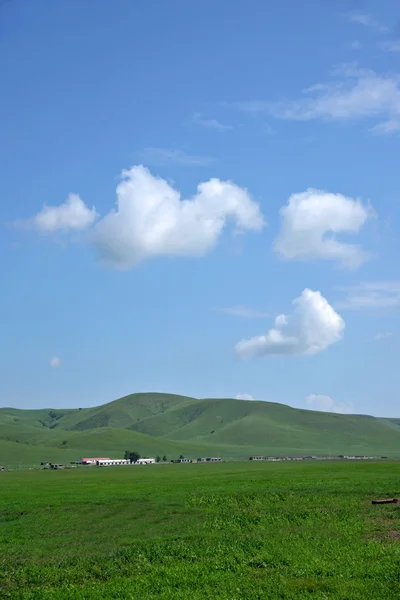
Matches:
[[0, 392, 399, 465]]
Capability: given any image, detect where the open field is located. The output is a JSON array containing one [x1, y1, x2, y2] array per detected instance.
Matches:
[[1, 461, 400, 599], [1, 393, 400, 466]]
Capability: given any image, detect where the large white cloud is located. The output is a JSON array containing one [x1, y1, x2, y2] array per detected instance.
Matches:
[[274, 188, 372, 268], [306, 394, 353, 414], [92, 165, 265, 269], [235, 289, 345, 358], [30, 194, 98, 232]]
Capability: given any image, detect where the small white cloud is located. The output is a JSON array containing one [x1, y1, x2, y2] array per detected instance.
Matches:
[[193, 113, 233, 131], [374, 331, 393, 341], [347, 13, 387, 33], [92, 165, 266, 269], [49, 356, 61, 368], [336, 281, 400, 310], [351, 40, 362, 50], [235, 289, 345, 358], [137, 147, 214, 166], [216, 306, 270, 318], [235, 394, 254, 400], [306, 394, 353, 414], [25, 194, 98, 233], [274, 188, 372, 269], [380, 40, 400, 53]]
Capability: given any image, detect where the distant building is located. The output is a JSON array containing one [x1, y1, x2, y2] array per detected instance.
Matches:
[[249, 456, 266, 461], [136, 458, 156, 465], [171, 458, 192, 463], [96, 459, 130, 466], [81, 457, 111, 465]]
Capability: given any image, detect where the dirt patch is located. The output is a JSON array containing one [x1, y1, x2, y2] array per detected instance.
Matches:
[[387, 530, 400, 540]]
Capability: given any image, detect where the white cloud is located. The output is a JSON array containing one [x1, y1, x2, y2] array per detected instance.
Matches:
[[49, 356, 61, 368], [92, 165, 266, 269], [235, 289, 345, 358], [374, 331, 393, 341], [347, 13, 387, 33], [306, 394, 353, 414], [235, 394, 254, 400], [274, 188, 372, 269], [351, 40, 362, 50], [137, 147, 214, 166], [336, 281, 400, 310], [26, 194, 98, 233], [380, 40, 400, 52], [193, 113, 232, 131], [216, 306, 270, 318], [238, 64, 400, 134]]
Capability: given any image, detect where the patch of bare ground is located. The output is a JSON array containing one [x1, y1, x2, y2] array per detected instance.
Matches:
[[363, 499, 400, 541]]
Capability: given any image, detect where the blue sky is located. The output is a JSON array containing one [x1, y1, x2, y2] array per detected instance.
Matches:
[[1, 0, 400, 416]]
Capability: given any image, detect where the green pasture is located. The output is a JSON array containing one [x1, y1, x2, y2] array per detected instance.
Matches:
[[1, 460, 400, 598]]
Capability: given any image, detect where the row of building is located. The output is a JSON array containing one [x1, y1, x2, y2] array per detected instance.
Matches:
[[171, 457, 222, 463], [248, 455, 386, 461], [80, 457, 156, 466]]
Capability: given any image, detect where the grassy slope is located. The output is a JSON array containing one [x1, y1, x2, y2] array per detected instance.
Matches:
[[1, 462, 400, 599], [1, 393, 400, 465]]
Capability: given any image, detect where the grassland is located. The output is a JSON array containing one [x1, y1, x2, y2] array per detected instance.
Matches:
[[1, 392, 400, 466], [1, 461, 400, 599]]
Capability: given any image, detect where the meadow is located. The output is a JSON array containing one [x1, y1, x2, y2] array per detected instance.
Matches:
[[1, 461, 400, 599]]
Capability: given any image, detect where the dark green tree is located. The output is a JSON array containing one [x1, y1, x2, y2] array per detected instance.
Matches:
[[162, 455, 167, 462], [124, 451, 141, 463], [156, 455, 161, 463], [179, 454, 185, 459]]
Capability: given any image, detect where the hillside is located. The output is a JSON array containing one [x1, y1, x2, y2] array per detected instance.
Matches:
[[0, 392, 400, 467]]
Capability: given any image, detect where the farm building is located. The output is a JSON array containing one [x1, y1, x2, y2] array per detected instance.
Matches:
[[197, 457, 222, 462], [136, 458, 156, 464], [81, 457, 111, 465], [249, 456, 266, 461], [171, 458, 192, 463], [96, 459, 130, 466]]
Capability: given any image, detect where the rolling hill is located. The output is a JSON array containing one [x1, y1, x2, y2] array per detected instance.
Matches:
[[0, 392, 399, 467]]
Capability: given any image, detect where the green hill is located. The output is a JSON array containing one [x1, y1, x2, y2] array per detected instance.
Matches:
[[0, 392, 399, 467]]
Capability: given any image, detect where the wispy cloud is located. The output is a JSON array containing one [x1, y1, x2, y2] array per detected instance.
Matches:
[[137, 147, 215, 166], [306, 394, 353, 414], [234, 63, 400, 135], [335, 281, 400, 310], [346, 12, 388, 33], [193, 113, 232, 131], [374, 331, 393, 341], [351, 40, 362, 50], [216, 306, 270, 318], [380, 40, 400, 52]]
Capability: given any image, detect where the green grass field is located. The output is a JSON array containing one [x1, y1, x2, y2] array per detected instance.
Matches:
[[1, 392, 400, 466], [1, 461, 400, 599]]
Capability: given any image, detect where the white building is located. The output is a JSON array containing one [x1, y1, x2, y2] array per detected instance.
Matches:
[[96, 459, 130, 466], [136, 458, 156, 464]]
